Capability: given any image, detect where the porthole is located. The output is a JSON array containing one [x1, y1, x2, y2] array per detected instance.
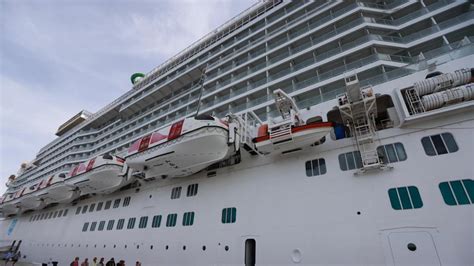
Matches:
[[137, 245, 140, 249], [407, 243, 417, 251], [149, 195, 152, 198], [94, 244, 97, 248], [86, 244, 88, 248], [225, 245, 229, 251], [125, 245, 127, 249], [357, 211, 361, 215], [150, 245, 153, 250], [165, 245, 169, 250], [202, 246, 206, 251], [77, 244, 80, 247], [183, 245, 186, 250], [104, 245, 106, 248], [113, 245, 116, 248]]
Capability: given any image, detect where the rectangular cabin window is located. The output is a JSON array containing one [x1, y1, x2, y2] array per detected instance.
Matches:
[[113, 199, 121, 208], [81, 205, 88, 214], [186, 184, 199, 197], [338, 151, 362, 171], [152, 215, 162, 228], [166, 214, 178, 227], [82, 222, 89, 232], [96, 202, 103, 211], [98, 221, 106, 231], [171, 187, 182, 199], [421, 133, 459, 156], [123, 196, 131, 207], [116, 219, 125, 230], [75, 207, 81, 215], [139, 216, 148, 229], [221, 207, 237, 224], [89, 203, 96, 212], [305, 158, 326, 177], [388, 186, 423, 210], [182, 212, 195, 226], [90, 222, 97, 231], [127, 217, 136, 229], [377, 143, 407, 164], [104, 200, 112, 210], [107, 220, 115, 230], [439, 179, 473, 206]]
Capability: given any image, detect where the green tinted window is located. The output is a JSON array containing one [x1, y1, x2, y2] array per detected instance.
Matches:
[[152, 215, 162, 228], [421, 133, 458, 156], [439, 179, 473, 206], [182, 212, 195, 226], [166, 214, 177, 227], [221, 207, 237, 223], [388, 186, 423, 210]]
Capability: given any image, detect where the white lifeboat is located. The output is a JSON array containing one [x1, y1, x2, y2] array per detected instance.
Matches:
[[252, 89, 333, 154], [125, 115, 231, 179], [65, 155, 127, 195], [17, 181, 45, 211], [34, 173, 79, 204], [0, 193, 19, 216]]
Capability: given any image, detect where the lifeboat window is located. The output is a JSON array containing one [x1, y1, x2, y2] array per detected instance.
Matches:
[[58, 210, 63, 217], [53, 211, 58, 218], [152, 215, 162, 228], [48, 212, 53, 219], [89, 203, 96, 212], [104, 200, 112, 210], [338, 151, 363, 171], [171, 187, 182, 199], [75, 207, 81, 215], [139, 216, 148, 229], [439, 179, 473, 206], [123, 197, 131, 207], [81, 205, 88, 214], [421, 133, 458, 156], [90, 222, 97, 232], [116, 219, 125, 230], [377, 143, 407, 164], [63, 209, 68, 216], [221, 207, 237, 224], [82, 222, 89, 232], [305, 158, 326, 177], [182, 212, 195, 226], [186, 184, 198, 197], [96, 202, 103, 211], [388, 186, 423, 210], [98, 221, 106, 231], [166, 213, 178, 227], [127, 217, 136, 229]]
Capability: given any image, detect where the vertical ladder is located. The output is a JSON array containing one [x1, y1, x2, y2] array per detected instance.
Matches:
[[405, 88, 425, 115]]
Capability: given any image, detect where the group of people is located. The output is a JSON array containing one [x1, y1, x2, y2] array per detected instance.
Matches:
[[70, 257, 141, 266]]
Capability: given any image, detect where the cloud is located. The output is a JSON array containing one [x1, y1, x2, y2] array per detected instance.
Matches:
[[0, 0, 255, 194]]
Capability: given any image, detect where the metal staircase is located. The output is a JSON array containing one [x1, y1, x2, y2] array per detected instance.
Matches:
[[226, 111, 262, 155], [337, 74, 392, 174]]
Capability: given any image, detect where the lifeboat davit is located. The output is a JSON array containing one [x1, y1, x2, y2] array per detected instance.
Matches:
[[65, 155, 127, 195], [34, 173, 79, 205], [125, 115, 231, 179]]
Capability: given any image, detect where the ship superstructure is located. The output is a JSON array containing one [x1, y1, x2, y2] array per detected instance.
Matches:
[[1, 1, 473, 265]]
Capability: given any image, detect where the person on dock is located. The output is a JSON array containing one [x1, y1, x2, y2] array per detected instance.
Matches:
[[70, 257, 80, 266], [105, 257, 115, 266], [97, 257, 105, 266], [81, 258, 89, 266], [91, 257, 97, 266]]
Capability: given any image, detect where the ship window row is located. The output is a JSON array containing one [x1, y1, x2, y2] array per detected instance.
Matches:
[[388, 179, 474, 210], [29, 208, 68, 222], [171, 184, 199, 199], [80, 207, 237, 232], [75, 196, 131, 216]]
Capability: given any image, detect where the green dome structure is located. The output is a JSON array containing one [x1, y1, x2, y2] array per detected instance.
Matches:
[[131, 73, 145, 85]]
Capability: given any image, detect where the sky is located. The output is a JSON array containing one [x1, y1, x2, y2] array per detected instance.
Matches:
[[0, 0, 255, 194]]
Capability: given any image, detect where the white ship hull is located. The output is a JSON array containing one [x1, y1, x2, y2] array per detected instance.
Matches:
[[35, 183, 79, 204]]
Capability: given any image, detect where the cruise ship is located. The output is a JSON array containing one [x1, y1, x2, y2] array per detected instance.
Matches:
[[1, 0, 473, 265]]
